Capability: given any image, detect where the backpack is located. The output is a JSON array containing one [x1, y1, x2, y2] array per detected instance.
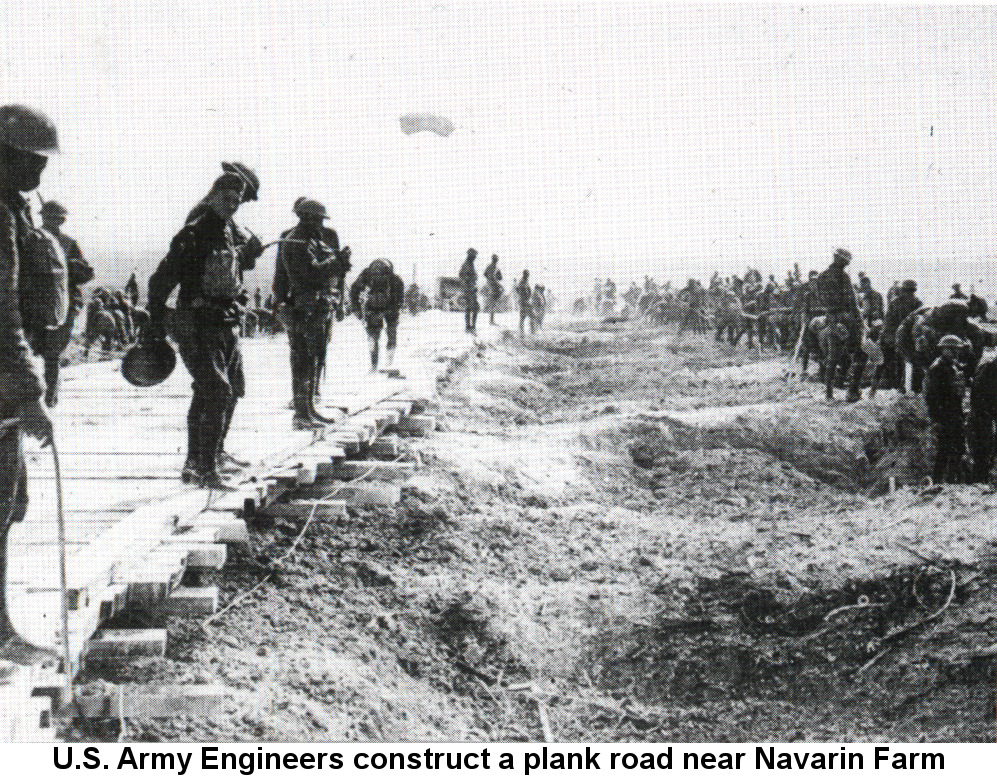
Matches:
[[20, 225, 69, 342], [365, 262, 394, 312]]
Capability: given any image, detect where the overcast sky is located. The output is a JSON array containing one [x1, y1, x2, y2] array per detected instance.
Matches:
[[2, 1, 996, 303]]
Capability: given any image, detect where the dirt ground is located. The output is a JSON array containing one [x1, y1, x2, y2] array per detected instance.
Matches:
[[69, 316, 996, 742]]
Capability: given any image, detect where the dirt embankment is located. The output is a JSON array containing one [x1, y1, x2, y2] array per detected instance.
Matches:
[[72, 320, 996, 742]]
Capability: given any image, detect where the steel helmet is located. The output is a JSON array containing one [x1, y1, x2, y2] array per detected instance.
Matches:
[[294, 198, 329, 219], [938, 334, 965, 349], [40, 200, 68, 217], [0, 105, 59, 154], [222, 162, 259, 201], [122, 339, 177, 387]]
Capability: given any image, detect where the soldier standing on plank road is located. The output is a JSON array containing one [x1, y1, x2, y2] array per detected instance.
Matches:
[[0, 104, 57, 655], [145, 171, 264, 489], [271, 198, 342, 430], [350, 258, 405, 373]]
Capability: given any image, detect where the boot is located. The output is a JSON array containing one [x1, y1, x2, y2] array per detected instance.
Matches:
[[385, 347, 395, 368], [306, 378, 338, 426], [369, 335, 380, 372], [182, 403, 204, 483], [292, 375, 322, 430], [198, 399, 236, 489], [216, 398, 249, 473]]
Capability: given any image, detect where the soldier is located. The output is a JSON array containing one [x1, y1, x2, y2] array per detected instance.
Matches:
[[951, 283, 967, 301], [871, 279, 921, 396], [531, 284, 547, 331], [185, 161, 259, 224], [458, 248, 479, 334], [405, 281, 422, 316], [926, 334, 968, 484], [516, 269, 533, 335], [34, 200, 93, 405], [815, 249, 866, 402], [0, 104, 57, 653], [857, 273, 884, 326], [483, 254, 503, 325], [83, 291, 117, 356], [272, 198, 343, 430], [125, 271, 140, 307], [350, 258, 404, 372], [145, 171, 264, 488]]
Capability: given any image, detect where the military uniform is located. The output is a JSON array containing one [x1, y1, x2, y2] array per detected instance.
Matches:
[[875, 284, 921, 393], [815, 254, 866, 401], [272, 217, 343, 426], [147, 203, 262, 483], [0, 187, 43, 582], [516, 274, 533, 335], [40, 222, 93, 405], [459, 254, 479, 333], [483, 257, 502, 324], [350, 260, 404, 370], [926, 347, 967, 484]]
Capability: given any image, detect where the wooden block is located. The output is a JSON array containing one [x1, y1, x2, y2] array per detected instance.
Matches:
[[370, 408, 401, 425], [121, 551, 187, 612], [377, 399, 412, 415], [85, 629, 167, 661], [391, 414, 436, 436], [368, 435, 400, 458], [187, 544, 227, 569], [321, 460, 415, 481], [305, 443, 347, 460], [165, 586, 219, 616], [296, 482, 401, 506], [193, 512, 250, 544], [260, 499, 347, 520], [98, 583, 130, 623]]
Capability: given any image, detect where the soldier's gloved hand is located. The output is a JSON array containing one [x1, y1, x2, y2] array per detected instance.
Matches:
[[20, 396, 53, 448], [243, 233, 265, 262]]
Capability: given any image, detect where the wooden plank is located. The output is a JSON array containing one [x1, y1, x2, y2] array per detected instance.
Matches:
[[165, 586, 219, 617], [294, 482, 401, 507], [157, 540, 227, 569], [368, 435, 401, 458], [189, 512, 250, 544], [390, 414, 436, 436], [320, 460, 415, 481], [259, 499, 347, 520], [84, 629, 167, 662]]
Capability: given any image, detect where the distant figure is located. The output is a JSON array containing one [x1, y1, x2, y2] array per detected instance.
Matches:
[[530, 284, 547, 331], [459, 248, 479, 334], [602, 278, 617, 316], [351, 259, 405, 372], [926, 334, 968, 484], [815, 249, 865, 402], [483, 254, 503, 325], [405, 282, 422, 316], [516, 270, 533, 335], [83, 291, 117, 356], [951, 283, 968, 300], [857, 273, 883, 326], [254, 287, 262, 310], [871, 279, 921, 396], [125, 271, 140, 307], [38, 200, 94, 406]]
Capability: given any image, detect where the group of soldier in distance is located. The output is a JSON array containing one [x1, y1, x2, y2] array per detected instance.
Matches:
[[2, 103, 996, 655], [588, 247, 997, 487]]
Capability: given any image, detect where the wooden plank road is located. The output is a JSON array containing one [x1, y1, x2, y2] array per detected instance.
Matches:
[[3, 312, 466, 739]]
